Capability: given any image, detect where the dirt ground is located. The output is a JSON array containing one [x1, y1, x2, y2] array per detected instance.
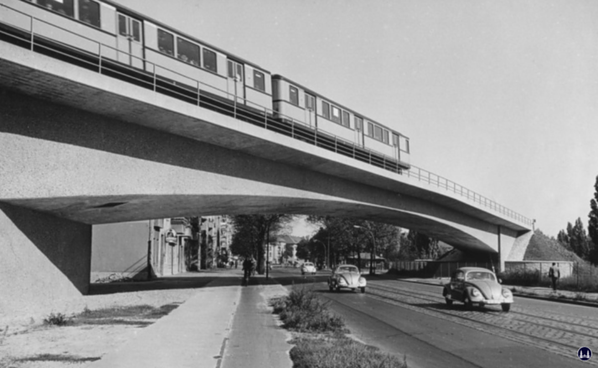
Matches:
[[0, 287, 200, 368]]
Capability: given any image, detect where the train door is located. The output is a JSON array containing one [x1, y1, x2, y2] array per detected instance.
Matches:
[[227, 60, 245, 104], [116, 13, 143, 68], [392, 133, 400, 161], [354, 116, 364, 146], [305, 93, 316, 127]]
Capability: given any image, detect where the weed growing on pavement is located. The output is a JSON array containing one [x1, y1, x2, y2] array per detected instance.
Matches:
[[43, 313, 70, 326]]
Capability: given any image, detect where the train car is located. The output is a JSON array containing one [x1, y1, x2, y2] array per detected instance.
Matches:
[[0, 0, 272, 111], [272, 74, 410, 169]]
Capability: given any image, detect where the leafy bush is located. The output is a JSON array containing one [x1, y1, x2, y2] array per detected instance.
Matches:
[[290, 336, 408, 368], [498, 269, 544, 286], [272, 287, 344, 333]]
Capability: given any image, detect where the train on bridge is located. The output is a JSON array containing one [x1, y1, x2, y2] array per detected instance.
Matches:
[[0, 0, 410, 172]]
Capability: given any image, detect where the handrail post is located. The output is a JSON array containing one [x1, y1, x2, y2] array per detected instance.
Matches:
[[197, 81, 201, 106], [98, 43, 102, 74], [30, 16, 34, 51], [153, 64, 157, 92]]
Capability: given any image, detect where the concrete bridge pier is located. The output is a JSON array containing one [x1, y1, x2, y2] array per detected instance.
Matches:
[[0, 203, 91, 318]]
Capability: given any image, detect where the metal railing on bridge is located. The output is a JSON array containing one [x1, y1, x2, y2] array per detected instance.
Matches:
[[0, 3, 533, 227]]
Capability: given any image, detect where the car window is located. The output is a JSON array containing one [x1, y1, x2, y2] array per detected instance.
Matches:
[[339, 266, 357, 272], [466, 272, 496, 281]]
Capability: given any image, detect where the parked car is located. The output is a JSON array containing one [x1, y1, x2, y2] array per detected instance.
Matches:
[[328, 264, 367, 293], [443, 267, 513, 312], [301, 262, 317, 275]]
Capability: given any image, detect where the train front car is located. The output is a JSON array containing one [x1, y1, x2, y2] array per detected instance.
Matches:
[[1, 0, 273, 121], [272, 75, 410, 171]]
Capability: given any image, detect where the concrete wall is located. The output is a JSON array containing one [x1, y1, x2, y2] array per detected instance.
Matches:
[[91, 221, 150, 282], [0, 203, 91, 318]]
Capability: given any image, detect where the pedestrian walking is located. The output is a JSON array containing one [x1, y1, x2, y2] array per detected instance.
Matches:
[[242, 257, 254, 286], [548, 262, 560, 292]]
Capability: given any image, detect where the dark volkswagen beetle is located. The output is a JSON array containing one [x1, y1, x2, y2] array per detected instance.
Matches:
[[443, 267, 513, 312]]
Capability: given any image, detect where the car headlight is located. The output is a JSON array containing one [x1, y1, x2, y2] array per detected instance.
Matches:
[[502, 288, 512, 298], [338, 277, 347, 285], [359, 277, 366, 285], [470, 288, 481, 297]]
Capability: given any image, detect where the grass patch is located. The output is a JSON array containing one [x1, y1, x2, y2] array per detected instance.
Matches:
[[71, 303, 181, 326], [16, 354, 100, 363], [291, 335, 407, 368], [272, 287, 407, 368]]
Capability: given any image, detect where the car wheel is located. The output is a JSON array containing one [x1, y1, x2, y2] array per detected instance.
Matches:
[[445, 298, 453, 306], [501, 303, 511, 312], [464, 297, 473, 310], [361, 287, 366, 293]]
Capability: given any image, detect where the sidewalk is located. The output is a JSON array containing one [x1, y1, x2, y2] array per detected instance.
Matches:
[[87, 269, 293, 368]]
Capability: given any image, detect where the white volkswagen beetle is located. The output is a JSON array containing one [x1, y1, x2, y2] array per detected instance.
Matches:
[[328, 264, 367, 293]]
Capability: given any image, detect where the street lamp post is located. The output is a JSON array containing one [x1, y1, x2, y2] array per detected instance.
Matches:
[[354, 225, 376, 275]]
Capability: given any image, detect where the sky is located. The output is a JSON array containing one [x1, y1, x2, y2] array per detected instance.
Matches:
[[114, 0, 598, 238]]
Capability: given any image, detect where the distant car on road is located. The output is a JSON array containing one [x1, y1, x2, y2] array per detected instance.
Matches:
[[328, 264, 367, 293], [301, 262, 316, 275], [443, 267, 513, 312]]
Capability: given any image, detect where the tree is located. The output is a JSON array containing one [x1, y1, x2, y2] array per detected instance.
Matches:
[[556, 229, 571, 251], [565, 218, 591, 260], [588, 175, 598, 264], [229, 214, 294, 274]]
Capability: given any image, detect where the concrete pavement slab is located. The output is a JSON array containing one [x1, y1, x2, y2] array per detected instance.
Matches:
[[87, 285, 241, 368], [221, 284, 293, 368]]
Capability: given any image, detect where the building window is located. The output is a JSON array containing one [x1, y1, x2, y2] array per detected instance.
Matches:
[[158, 29, 174, 56], [254, 70, 265, 91], [355, 116, 363, 131], [177, 38, 200, 66], [289, 86, 299, 106], [322, 101, 330, 119], [38, 0, 74, 17], [203, 48, 217, 72], [342, 111, 350, 128], [78, 0, 99, 27]]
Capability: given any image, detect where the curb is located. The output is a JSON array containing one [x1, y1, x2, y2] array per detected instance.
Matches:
[[396, 278, 598, 309]]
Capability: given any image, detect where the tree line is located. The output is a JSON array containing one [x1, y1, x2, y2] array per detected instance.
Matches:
[[556, 175, 598, 264]]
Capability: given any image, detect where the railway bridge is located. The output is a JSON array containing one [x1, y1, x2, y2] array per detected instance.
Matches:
[[0, 31, 532, 314]]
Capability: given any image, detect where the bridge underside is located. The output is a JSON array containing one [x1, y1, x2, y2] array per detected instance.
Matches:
[[0, 44, 531, 317]]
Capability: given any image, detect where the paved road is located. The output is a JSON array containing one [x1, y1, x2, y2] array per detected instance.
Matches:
[[272, 268, 596, 368]]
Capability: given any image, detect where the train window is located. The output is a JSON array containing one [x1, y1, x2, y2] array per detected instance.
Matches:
[[400, 136, 410, 153], [158, 29, 174, 56], [341, 111, 350, 128], [289, 86, 299, 106], [228, 60, 244, 80], [78, 0, 99, 27], [118, 14, 127, 36], [38, 0, 74, 17], [177, 38, 200, 66], [131, 19, 141, 42], [254, 70, 265, 91], [305, 94, 315, 111], [203, 48, 217, 72], [322, 101, 330, 119], [374, 126, 383, 140], [383, 130, 389, 144], [392, 133, 399, 146], [355, 116, 363, 131], [331, 106, 341, 124], [367, 122, 374, 137]]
